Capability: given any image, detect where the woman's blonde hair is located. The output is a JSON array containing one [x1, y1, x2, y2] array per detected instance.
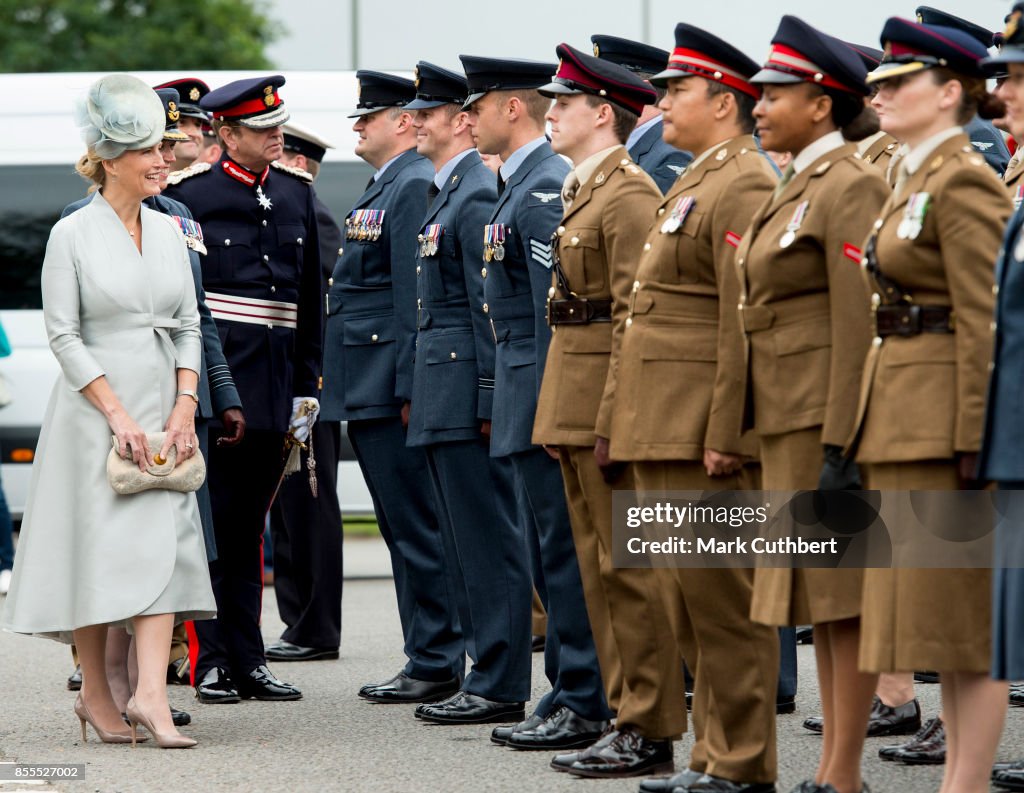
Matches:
[[75, 147, 106, 193]]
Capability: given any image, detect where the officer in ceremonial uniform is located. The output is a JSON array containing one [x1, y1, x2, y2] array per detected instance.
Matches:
[[164, 75, 322, 704], [916, 6, 1012, 175], [153, 78, 211, 172], [61, 88, 244, 726], [591, 34, 693, 193], [265, 122, 345, 662], [424, 54, 612, 735], [321, 72, 463, 703], [598, 26, 781, 793], [401, 62, 533, 724], [530, 45, 677, 779]]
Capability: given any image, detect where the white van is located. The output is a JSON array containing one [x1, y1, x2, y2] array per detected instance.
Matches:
[[0, 70, 378, 518]]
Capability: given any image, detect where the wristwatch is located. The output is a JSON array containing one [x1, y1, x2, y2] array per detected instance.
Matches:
[[176, 389, 200, 405]]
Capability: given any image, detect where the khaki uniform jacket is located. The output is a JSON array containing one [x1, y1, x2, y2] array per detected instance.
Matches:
[[533, 147, 661, 447], [860, 132, 901, 183], [604, 135, 776, 461], [1005, 149, 1024, 207], [734, 142, 889, 446], [850, 134, 1011, 462]]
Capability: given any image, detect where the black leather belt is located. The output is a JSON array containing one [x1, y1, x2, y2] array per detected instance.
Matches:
[[547, 298, 612, 326], [875, 304, 954, 337]]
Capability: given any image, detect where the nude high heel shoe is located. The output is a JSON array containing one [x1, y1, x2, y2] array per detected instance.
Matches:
[[74, 694, 139, 744], [125, 697, 196, 749]]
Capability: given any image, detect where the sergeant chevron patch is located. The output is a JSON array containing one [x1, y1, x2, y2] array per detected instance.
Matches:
[[530, 239, 553, 268]]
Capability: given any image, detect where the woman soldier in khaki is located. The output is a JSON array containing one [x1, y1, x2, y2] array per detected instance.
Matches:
[[850, 18, 1012, 793], [734, 16, 889, 793], [847, 43, 902, 186]]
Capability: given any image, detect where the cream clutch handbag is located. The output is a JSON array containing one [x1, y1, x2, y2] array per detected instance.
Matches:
[[106, 432, 206, 495]]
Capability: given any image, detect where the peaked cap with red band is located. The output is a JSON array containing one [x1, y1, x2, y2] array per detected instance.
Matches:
[[538, 43, 657, 115], [649, 23, 761, 99], [868, 17, 990, 84], [752, 15, 870, 95], [201, 75, 288, 129], [153, 77, 210, 120]]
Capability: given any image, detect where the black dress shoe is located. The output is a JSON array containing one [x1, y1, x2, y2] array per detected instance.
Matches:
[[67, 665, 82, 691], [674, 774, 776, 792], [913, 671, 939, 684], [170, 707, 191, 727], [995, 759, 1024, 775], [265, 640, 339, 662], [195, 667, 241, 704], [359, 672, 460, 704], [506, 706, 609, 750], [640, 767, 704, 792], [878, 716, 945, 764], [167, 656, 190, 685], [414, 691, 525, 724], [995, 768, 1024, 791], [1011, 683, 1024, 707], [776, 695, 796, 715], [566, 726, 674, 778], [237, 665, 302, 701], [532, 634, 546, 652], [551, 725, 618, 771], [491, 713, 544, 745], [806, 697, 920, 737]]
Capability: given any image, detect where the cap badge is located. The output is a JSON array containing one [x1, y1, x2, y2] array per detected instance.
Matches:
[[189, 87, 200, 101], [1007, 10, 1022, 42], [593, 43, 600, 57], [414, 66, 421, 89], [264, 86, 275, 107], [167, 101, 180, 122]]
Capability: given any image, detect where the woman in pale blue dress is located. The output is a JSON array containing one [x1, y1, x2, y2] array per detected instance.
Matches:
[[0, 75, 215, 748]]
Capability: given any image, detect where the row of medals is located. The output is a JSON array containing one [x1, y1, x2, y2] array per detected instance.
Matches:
[[345, 219, 382, 241], [483, 242, 506, 262]]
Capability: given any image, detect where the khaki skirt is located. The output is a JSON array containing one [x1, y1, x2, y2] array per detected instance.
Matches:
[[750, 427, 864, 627], [858, 461, 992, 674]]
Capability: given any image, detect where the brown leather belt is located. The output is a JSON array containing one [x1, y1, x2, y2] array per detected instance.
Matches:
[[547, 298, 612, 326], [874, 304, 954, 337]]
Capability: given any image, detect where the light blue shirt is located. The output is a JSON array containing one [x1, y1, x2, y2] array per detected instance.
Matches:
[[626, 116, 661, 153], [499, 136, 547, 185], [374, 151, 406, 181], [434, 148, 476, 190]]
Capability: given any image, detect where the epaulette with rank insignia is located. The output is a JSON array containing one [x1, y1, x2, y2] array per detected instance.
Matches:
[[166, 161, 211, 185], [271, 160, 314, 183], [617, 157, 642, 176]]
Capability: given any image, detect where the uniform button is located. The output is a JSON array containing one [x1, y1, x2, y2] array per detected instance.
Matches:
[[643, 243, 651, 251], [994, 285, 1000, 296], [658, 208, 666, 216], [548, 286, 556, 298], [873, 219, 883, 230], [417, 298, 422, 308], [620, 158, 630, 166], [738, 258, 744, 265], [262, 220, 267, 227], [297, 237, 303, 245], [482, 303, 489, 313], [450, 351, 457, 360], [991, 321, 998, 332], [557, 226, 566, 236], [570, 236, 579, 246], [873, 336, 883, 347], [263, 254, 269, 262], [225, 239, 231, 246], [989, 361, 996, 372], [625, 317, 633, 328], [416, 266, 421, 274], [481, 267, 487, 278], [270, 285, 276, 293], [633, 280, 640, 292], [338, 247, 344, 256], [328, 277, 334, 287], [738, 302, 744, 310], [371, 334, 379, 342]]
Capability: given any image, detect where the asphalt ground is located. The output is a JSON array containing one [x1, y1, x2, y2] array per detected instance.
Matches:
[[0, 542, 1021, 793]]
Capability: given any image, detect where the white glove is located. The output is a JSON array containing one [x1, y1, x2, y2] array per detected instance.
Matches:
[[289, 397, 320, 443]]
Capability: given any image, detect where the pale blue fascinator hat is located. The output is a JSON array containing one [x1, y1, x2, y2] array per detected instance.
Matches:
[[74, 74, 166, 160]]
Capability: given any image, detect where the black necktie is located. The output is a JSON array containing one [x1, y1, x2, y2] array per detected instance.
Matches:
[[497, 174, 506, 197], [426, 182, 440, 209]]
